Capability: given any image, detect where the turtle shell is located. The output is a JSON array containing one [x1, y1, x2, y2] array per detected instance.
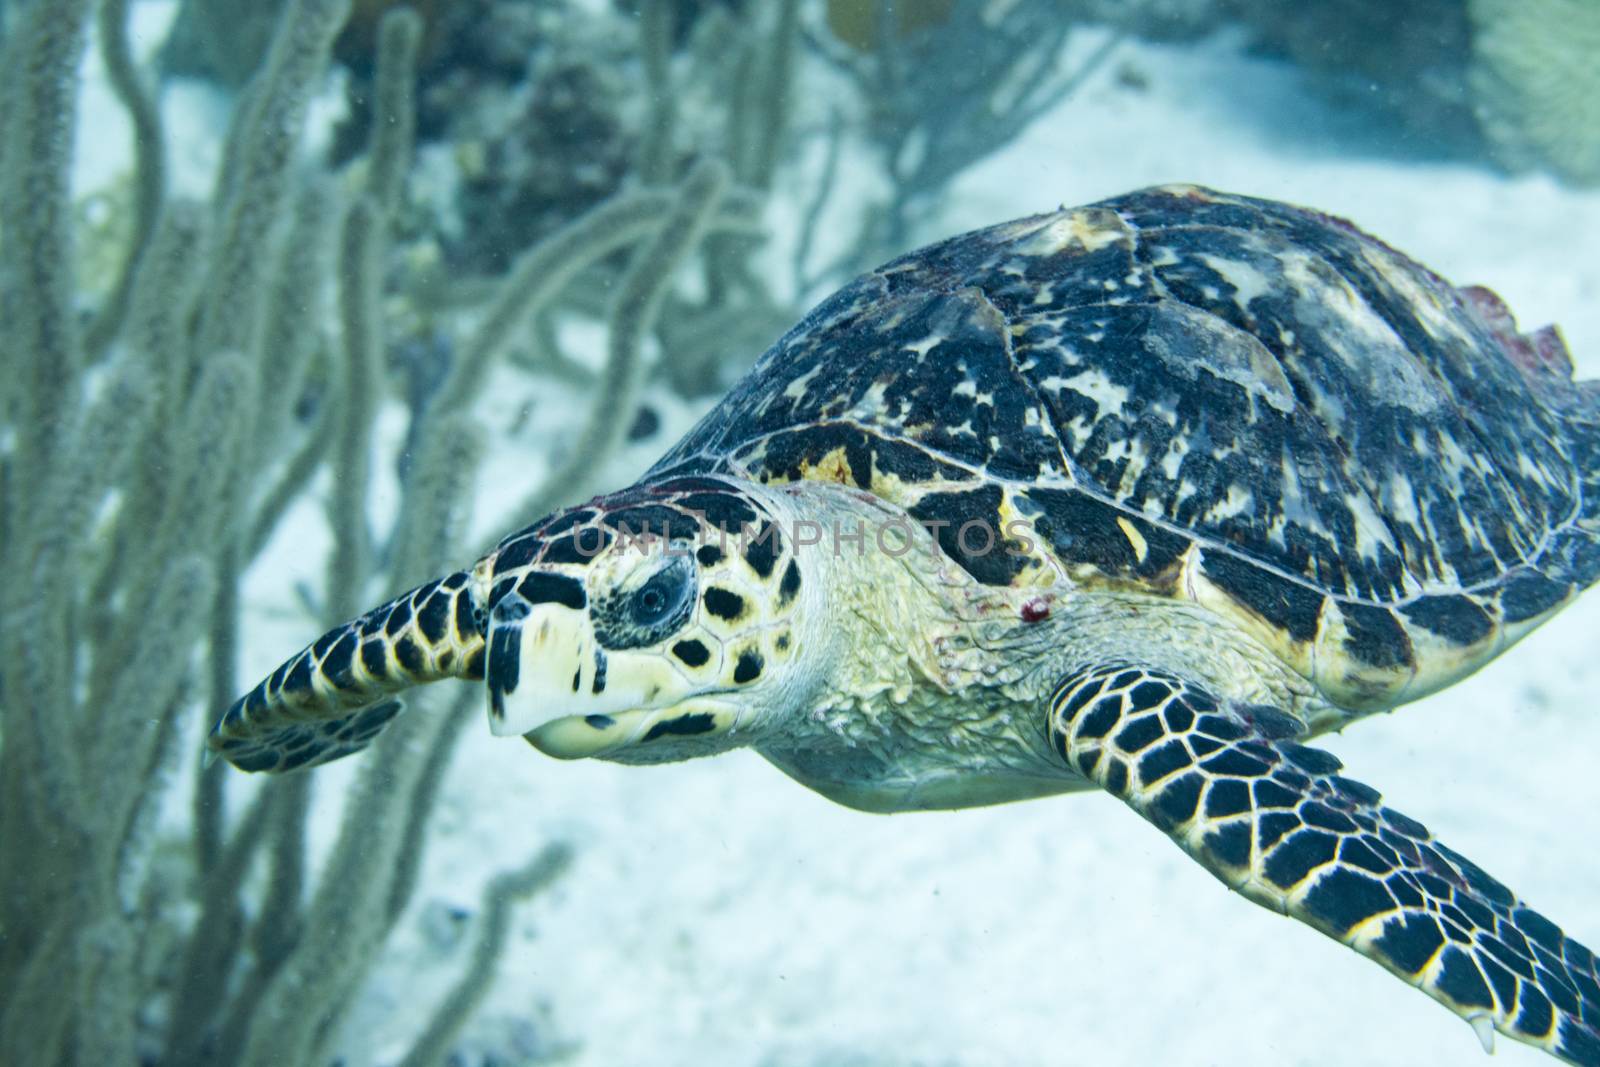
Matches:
[[653, 185, 1600, 714]]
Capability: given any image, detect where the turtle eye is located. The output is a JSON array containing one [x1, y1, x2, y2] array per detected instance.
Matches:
[[593, 553, 697, 650], [630, 555, 694, 629]]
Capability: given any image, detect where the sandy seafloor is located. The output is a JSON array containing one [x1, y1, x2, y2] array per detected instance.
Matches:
[[80, 16, 1600, 1067]]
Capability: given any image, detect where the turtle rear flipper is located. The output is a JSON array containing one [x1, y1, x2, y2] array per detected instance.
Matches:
[[209, 569, 486, 772], [1048, 663, 1600, 1067]]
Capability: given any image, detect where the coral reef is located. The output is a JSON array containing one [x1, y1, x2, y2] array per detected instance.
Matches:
[[1468, 0, 1600, 186], [330, 0, 560, 163], [453, 53, 639, 273], [816, 0, 1118, 268]]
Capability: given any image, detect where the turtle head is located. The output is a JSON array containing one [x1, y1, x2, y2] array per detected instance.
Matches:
[[481, 476, 824, 762]]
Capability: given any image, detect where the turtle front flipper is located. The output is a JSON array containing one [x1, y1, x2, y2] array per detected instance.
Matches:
[[1047, 664, 1600, 1067], [209, 570, 486, 772]]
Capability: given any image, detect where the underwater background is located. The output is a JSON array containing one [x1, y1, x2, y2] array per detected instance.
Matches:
[[2, 0, 1599, 1064]]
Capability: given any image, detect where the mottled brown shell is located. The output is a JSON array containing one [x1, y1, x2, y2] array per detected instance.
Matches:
[[653, 185, 1600, 713]]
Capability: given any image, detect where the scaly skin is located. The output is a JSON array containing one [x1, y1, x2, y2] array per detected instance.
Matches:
[[1050, 663, 1600, 1067]]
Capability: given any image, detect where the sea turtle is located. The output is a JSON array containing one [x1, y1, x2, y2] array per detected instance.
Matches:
[[213, 185, 1600, 1065]]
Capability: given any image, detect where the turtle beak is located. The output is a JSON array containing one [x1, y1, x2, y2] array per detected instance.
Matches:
[[485, 601, 695, 737], [486, 600, 589, 736]]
